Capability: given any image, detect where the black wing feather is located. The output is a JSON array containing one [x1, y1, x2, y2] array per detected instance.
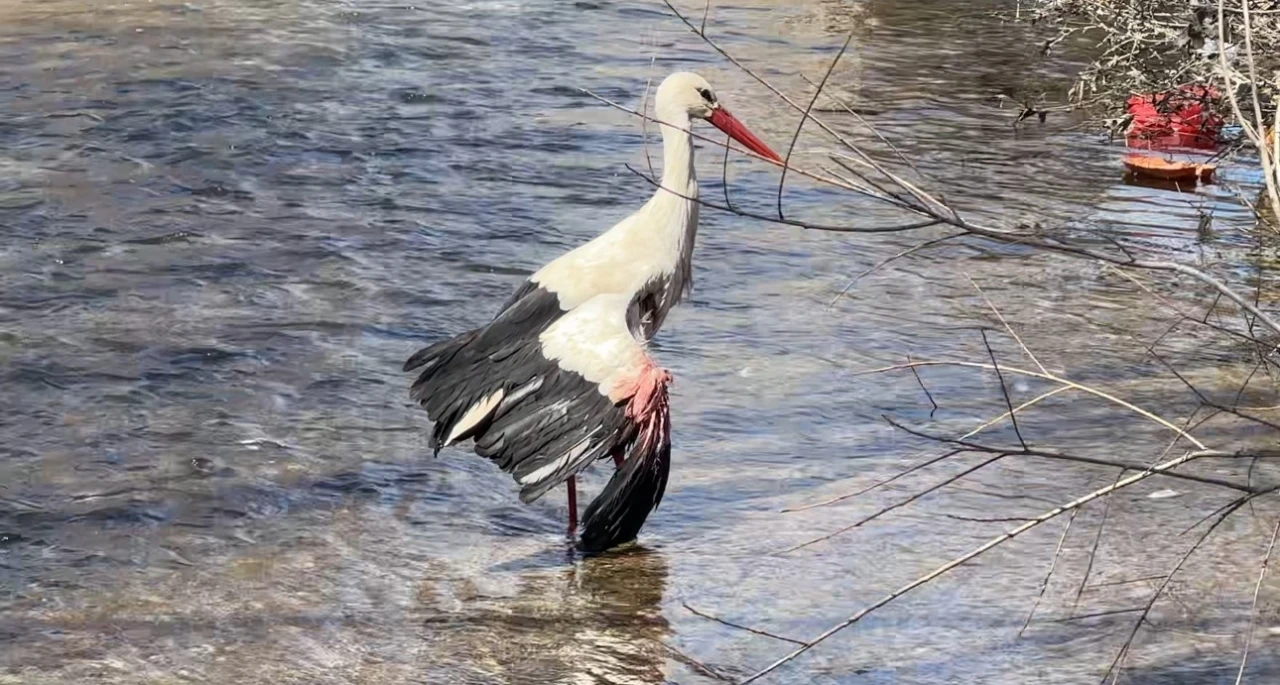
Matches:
[[404, 289, 633, 499], [473, 366, 633, 500], [498, 279, 539, 317], [404, 285, 564, 452]]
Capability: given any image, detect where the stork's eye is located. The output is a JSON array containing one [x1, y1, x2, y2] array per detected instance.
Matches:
[[697, 87, 715, 103]]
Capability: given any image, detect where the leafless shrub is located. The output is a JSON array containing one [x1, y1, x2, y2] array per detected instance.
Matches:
[[1024, 0, 1280, 221]]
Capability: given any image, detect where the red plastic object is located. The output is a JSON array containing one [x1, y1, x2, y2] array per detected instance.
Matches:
[[1122, 154, 1216, 183], [1125, 85, 1224, 150]]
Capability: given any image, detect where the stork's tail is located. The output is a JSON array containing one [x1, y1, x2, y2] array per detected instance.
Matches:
[[579, 389, 671, 555]]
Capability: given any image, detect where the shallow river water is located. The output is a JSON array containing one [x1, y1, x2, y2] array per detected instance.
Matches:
[[2, 0, 1279, 683]]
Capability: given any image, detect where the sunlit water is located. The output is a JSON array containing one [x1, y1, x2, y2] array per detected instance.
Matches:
[[2, 0, 1278, 683]]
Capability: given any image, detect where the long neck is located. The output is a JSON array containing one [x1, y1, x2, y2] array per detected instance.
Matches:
[[637, 108, 698, 334], [657, 110, 695, 194]]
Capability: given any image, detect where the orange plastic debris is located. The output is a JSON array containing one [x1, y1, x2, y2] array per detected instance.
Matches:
[[1122, 154, 1216, 183]]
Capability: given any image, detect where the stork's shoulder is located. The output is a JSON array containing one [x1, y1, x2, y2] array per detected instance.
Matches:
[[528, 207, 673, 309], [530, 210, 641, 270]]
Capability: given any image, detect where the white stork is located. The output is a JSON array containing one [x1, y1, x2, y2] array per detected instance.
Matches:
[[404, 71, 780, 553]]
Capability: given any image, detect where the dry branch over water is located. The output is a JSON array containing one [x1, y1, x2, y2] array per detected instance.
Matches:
[[605, 1, 1280, 682]]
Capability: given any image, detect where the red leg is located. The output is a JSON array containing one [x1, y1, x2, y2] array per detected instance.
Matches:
[[566, 475, 578, 534], [610, 446, 625, 468]]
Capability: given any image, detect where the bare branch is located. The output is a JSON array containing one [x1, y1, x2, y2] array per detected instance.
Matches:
[[967, 274, 1048, 375], [1103, 493, 1266, 683], [1019, 510, 1078, 637], [780, 449, 967, 514], [682, 603, 807, 646], [622, 163, 941, 233], [1074, 469, 1124, 612], [828, 233, 965, 308], [721, 133, 736, 211], [739, 449, 1248, 685], [981, 329, 1030, 451], [960, 387, 1072, 440], [908, 354, 939, 417], [778, 449, 1005, 554], [1235, 512, 1280, 685], [800, 73, 930, 184], [852, 359, 1209, 450], [884, 418, 1261, 493], [660, 641, 734, 682], [778, 32, 854, 220], [640, 56, 657, 180]]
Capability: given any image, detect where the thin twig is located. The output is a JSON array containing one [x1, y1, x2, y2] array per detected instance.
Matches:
[[852, 359, 1209, 450], [959, 387, 1072, 440], [800, 73, 929, 184], [942, 514, 1038, 523], [623, 163, 941, 233], [1145, 343, 1280, 434], [885, 419, 1259, 493], [780, 449, 967, 513], [641, 56, 657, 180], [981, 329, 1029, 450], [682, 603, 807, 646], [908, 355, 939, 416], [1102, 494, 1262, 683], [660, 640, 734, 682], [778, 452, 1006, 554], [1019, 510, 1078, 637], [721, 133, 736, 211], [778, 32, 854, 220], [1104, 264, 1280, 351], [1048, 607, 1147, 624], [967, 274, 1048, 375], [1234, 512, 1280, 685], [1084, 575, 1169, 591], [1074, 469, 1124, 612], [828, 154, 944, 215], [784, 383, 1112, 516], [828, 233, 965, 308]]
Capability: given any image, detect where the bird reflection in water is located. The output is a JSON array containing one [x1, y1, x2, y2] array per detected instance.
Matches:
[[421, 547, 671, 684]]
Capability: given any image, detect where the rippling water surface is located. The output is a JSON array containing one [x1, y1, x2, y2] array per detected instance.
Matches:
[[3, 0, 1279, 683]]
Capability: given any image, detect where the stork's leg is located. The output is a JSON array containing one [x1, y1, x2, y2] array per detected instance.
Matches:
[[610, 445, 625, 468], [566, 475, 578, 533]]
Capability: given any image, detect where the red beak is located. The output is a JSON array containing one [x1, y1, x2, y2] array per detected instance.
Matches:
[[708, 107, 783, 163]]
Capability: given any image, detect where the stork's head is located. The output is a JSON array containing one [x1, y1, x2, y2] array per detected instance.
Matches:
[[655, 71, 782, 162]]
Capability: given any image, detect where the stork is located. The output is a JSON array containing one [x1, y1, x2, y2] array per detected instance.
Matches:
[[404, 71, 780, 553]]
